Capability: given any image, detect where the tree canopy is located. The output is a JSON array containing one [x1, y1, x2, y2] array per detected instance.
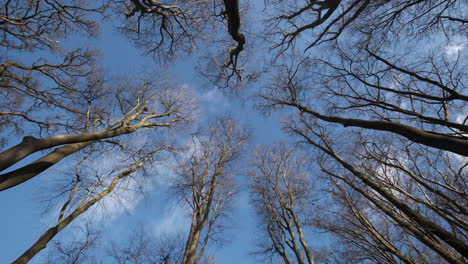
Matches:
[[1, 0, 466, 263]]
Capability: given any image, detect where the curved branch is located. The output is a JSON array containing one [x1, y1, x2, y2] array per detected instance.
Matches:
[[275, 100, 468, 156]]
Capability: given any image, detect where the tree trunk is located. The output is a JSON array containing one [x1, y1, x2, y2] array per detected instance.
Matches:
[[12, 157, 148, 263], [182, 223, 202, 264]]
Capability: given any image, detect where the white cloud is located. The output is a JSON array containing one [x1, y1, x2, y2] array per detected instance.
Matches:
[[41, 146, 157, 230], [73, 172, 153, 229], [200, 88, 224, 103], [444, 36, 467, 59], [445, 44, 464, 58], [152, 202, 191, 236], [152, 161, 177, 187], [198, 87, 230, 113]]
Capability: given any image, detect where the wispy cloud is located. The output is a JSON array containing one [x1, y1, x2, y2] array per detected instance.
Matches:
[[198, 87, 230, 114], [152, 160, 177, 187], [444, 36, 467, 59], [152, 201, 191, 236], [41, 138, 159, 229]]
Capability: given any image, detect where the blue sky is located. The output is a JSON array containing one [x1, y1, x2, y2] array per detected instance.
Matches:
[[2, 2, 466, 264], [0, 12, 293, 263]]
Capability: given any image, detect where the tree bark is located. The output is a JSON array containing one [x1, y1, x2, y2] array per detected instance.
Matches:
[[0, 141, 94, 191], [0, 126, 137, 173], [283, 101, 468, 156], [12, 157, 150, 263]]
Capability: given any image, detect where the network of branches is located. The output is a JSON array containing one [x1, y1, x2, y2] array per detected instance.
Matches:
[[0, 0, 466, 263]]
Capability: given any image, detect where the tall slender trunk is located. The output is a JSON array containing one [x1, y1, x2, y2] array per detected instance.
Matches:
[[291, 211, 315, 264], [285, 218, 305, 264], [12, 156, 150, 263], [182, 220, 203, 264], [299, 132, 468, 262]]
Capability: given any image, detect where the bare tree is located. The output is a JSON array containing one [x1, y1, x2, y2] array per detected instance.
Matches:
[[213, 0, 247, 87], [260, 50, 467, 156], [107, 227, 186, 264], [0, 0, 106, 50], [114, 0, 253, 88], [264, 0, 467, 53], [116, 0, 243, 62], [171, 117, 248, 264], [0, 0, 106, 138], [314, 173, 424, 264], [12, 144, 172, 264], [115, 0, 212, 59], [0, 0, 195, 191], [258, 0, 467, 262], [278, 116, 467, 263], [44, 223, 100, 264], [248, 142, 316, 264], [3, 0, 467, 263], [107, 228, 220, 264], [0, 79, 193, 191]]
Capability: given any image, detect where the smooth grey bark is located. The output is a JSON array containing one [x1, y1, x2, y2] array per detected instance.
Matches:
[[278, 101, 468, 156], [12, 152, 154, 264], [0, 126, 138, 173], [0, 141, 92, 191], [0, 99, 181, 191]]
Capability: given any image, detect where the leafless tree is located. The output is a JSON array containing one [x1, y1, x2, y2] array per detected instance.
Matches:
[[248, 142, 316, 264], [260, 46, 467, 155], [114, 0, 211, 59], [264, 0, 467, 52], [211, 0, 247, 87], [317, 176, 443, 264], [258, 0, 467, 262], [44, 223, 100, 264], [0, 0, 195, 192], [171, 117, 249, 264], [107, 228, 219, 264], [107, 228, 186, 264], [0, 79, 193, 191], [3, 0, 467, 263], [0, 0, 107, 139], [12, 144, 172, 264], [0, 0, 106, 51], [115, 0, 252, 88], [275, 115, 467, 263]]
